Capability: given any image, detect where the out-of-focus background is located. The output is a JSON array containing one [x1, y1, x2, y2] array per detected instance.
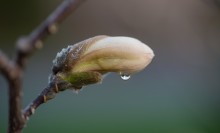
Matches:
[[1, 0, 220, 133]]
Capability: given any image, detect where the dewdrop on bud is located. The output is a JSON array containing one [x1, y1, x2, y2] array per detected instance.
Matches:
[[51, 35, 154, 85]]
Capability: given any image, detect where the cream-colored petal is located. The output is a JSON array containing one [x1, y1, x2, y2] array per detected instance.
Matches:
[[71, 36, 154, 74]]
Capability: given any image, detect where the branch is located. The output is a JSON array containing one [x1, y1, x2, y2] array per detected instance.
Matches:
[[0, 50, 24, 133], [3, 0, 86, 133], [23, 79, 72, 120], [0, 50, 12, 80]]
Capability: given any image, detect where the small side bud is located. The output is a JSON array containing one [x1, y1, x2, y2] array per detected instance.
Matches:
[[35, 40, 43, 49], [48, 23, 58, 34]]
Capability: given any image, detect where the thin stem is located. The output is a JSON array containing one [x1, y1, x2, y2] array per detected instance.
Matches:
[[23, 80, 72, 120]]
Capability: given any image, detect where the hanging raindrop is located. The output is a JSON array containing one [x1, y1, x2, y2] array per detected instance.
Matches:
[[120, 73, 131, 80]]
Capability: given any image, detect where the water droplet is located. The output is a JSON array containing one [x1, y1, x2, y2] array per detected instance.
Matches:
[[120, 73, 131, 80]]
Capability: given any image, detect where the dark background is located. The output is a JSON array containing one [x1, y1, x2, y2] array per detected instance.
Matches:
[[1, 0, 220, 133]]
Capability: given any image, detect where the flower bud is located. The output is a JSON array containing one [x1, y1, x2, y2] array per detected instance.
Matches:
[[52, 35, 154, 80]]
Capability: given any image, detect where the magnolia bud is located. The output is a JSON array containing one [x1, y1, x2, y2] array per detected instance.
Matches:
[[51, 35, 154, 86]]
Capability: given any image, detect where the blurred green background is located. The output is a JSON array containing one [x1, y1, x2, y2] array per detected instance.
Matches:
[[1, 0, 220, 133]]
